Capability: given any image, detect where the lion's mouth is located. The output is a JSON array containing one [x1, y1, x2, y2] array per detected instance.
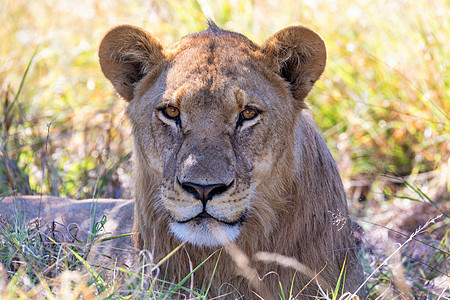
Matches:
[[175, 211, 247, 226]]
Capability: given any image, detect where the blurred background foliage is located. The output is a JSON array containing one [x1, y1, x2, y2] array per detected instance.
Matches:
[[0, 0, 448, 200], [1, 0, 449, 297]]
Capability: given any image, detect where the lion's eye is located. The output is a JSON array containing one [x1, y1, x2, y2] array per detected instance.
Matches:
[[240, 107, 258, 120], [164, 105, 180, 119]]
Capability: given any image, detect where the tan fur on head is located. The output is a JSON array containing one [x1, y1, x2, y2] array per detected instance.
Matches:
[[101, 22, 364, 298]]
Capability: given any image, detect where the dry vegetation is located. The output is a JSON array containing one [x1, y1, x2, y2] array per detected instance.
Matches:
[[0, 0, 449, 299]]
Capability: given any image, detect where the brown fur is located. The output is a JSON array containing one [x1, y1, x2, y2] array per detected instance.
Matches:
[[2, 23, 364, 299], [99, 23, 364, 298]]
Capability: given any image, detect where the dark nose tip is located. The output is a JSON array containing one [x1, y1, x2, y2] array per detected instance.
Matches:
[[180, 181, 233, 205]]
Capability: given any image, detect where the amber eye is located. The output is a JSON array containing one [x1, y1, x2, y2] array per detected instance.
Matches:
[[164, 105, 180, 119], [241, 107, 258, 120]]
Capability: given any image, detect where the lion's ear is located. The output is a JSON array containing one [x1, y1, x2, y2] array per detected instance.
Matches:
[[261, 26, 326, 105], [99, 25, 165, 101]]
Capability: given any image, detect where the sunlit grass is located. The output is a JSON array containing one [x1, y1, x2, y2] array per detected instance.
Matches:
[[0, 0, 448, 298]]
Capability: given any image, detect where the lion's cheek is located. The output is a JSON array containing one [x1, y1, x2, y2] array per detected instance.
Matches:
[[251, 151, 274, 185], [141, 150, 164, 177], [132, 124, 174, 178]]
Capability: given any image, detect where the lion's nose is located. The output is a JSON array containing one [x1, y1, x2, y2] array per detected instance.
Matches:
[[180, 181, 233, 205]]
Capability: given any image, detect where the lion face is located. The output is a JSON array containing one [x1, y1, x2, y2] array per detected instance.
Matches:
[[127, 38, 297, 247], [99, 23, 326, 247]]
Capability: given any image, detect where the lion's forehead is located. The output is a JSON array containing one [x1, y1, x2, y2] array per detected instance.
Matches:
[[169, 46, 255, 74], [165, 34, 261, 86], [167, 29, 259, 58]]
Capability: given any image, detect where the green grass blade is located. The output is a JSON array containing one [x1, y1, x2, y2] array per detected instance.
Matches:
[[333, 257, 346, 300], [67, 246, 104, 284], [204, 246, 222, 296], [160, 250, 217, 298], [98, 232, 134, 243], [289, 271, 296, 299], [151, 241, 186, 273], [7, 49, 38, 117], [278, 279, 286, 300]]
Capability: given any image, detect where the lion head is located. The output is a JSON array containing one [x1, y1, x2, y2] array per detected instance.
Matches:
[[99, 22, 363, 297]]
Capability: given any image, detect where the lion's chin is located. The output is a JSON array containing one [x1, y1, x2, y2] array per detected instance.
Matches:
[[170, 218, 241, 248]]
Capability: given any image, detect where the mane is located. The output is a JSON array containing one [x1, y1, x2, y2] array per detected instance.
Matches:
[[177, 20, 259, 50], [206, 19, 222, 33]]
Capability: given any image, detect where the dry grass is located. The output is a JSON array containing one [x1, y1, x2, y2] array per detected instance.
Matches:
[[0, 0, 449, 298]]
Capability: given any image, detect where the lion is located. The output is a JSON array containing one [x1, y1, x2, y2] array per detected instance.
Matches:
[[2, 22, 365, 298]]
